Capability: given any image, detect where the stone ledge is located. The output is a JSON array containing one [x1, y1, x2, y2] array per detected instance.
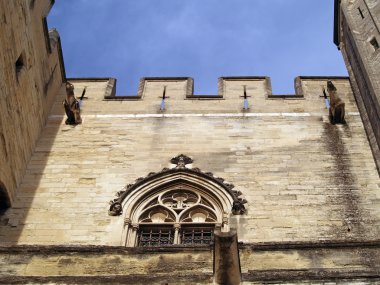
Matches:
[[0, 244, 212, 254], [0, 274, 214, 285], [240, 239, 380, 251], [1, 239, 379, 253], [244, 268, 380, 282]]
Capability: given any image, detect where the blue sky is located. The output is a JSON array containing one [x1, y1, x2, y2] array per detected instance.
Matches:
[[48, 0, 347, 95]]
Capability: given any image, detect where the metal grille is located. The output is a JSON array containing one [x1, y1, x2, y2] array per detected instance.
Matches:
[[180, 227, 214, 245], [138, 227, 174, 247]]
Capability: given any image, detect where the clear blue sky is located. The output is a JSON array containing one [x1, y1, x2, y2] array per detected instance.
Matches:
[[48, 0, 347, 95]]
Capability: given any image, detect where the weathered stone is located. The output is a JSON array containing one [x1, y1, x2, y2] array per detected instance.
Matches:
[[0, 1, 380, 284]]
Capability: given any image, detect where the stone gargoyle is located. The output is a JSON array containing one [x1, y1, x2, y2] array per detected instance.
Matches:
[[327, 80, 346, 124], [63, 82, 82, 125]]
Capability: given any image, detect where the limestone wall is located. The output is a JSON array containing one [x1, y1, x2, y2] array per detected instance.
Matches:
[[1, 77, 379, 247], [0, 243, 379, 284], [0, 0, 65, 204], [338, 0, 380, 172], [1, 1, 380, 283]]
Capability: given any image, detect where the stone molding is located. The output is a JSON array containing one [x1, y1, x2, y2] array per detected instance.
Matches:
[[108, 154, 247, 216]]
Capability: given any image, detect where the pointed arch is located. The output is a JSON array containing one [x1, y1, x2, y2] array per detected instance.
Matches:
[[108, 155, 247, 247]]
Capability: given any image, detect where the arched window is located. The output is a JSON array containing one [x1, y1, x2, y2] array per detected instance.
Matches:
[[109, 155, 247, 247], [136, 186, 219, 246]]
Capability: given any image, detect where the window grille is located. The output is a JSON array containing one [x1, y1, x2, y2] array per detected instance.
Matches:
[[181, 226, 214, 245], [138, 227, 174, 247], [134, 188, 219, 246]]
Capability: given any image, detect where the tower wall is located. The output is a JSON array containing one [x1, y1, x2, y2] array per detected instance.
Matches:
[[2, 77, 379, 245], [335, 0, 380, 172], [0, 77, 379, 283], [0, 0, 65, 204], [0, 1, 380, 283]]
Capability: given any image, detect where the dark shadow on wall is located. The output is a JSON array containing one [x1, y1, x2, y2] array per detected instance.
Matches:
[[0, 85, 66, 245], [0, 182, 10, 216]]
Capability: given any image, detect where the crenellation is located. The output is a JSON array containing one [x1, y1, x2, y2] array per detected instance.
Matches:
[[0, 1, 380, 283], [68, 76, 356, 116]]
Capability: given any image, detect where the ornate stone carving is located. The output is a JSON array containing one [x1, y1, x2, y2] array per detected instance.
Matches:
[[232, 200, 247, 215], [192, 167, 201, 173], [215, 177, 225, 183], [327, 80, 346, 124], [108, 155, 247, 216], [225, 183, 235, 190], [135, 177, 144, 183], [108, 201, 122, 216], [170, 154, 193, 168], [63, 82, 82, 125]]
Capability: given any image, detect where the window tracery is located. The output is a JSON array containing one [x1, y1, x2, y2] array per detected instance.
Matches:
[[109, 154, 247, 247], [135, 188, 218, 246]]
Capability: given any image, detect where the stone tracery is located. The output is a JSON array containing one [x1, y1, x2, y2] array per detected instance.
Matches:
[[108, 154, 247, 246], [109, 154, 247, 217]]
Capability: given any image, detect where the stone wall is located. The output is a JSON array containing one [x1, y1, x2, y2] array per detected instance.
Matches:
[[0, 0, 65, 205], [337, 0, 380, 172], [1, 1, 380, 283], [0, 73, 379, 282], [0, 243, 380, 284], [1, 77, 379, 247]]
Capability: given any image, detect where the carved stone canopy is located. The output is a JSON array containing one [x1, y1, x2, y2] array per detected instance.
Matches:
[[108, 155, 247, 216]]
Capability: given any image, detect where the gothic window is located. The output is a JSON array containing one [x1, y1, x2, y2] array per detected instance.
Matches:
[[136, 189, 218, 246], [108, 154, 247, 247]]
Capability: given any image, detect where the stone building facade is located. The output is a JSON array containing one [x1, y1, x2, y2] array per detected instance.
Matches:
[[0, 0, 380, 284]]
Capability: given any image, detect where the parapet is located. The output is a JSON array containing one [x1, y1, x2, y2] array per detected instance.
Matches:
[[62, 76, 355, 115]]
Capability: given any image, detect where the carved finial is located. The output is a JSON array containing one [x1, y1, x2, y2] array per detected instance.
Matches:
[[170, 154, 193, 169]]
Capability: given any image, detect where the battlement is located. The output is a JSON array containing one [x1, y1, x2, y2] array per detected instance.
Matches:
[[103, 76, 350, 99], [55, 76, 357, 116]]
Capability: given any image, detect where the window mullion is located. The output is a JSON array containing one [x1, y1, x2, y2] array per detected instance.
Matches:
[[173, 224, 180, 244]]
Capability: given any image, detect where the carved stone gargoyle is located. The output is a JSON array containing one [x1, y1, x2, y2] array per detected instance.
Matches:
[[63, 82, 82, 125], [327, 80, 346, 124]]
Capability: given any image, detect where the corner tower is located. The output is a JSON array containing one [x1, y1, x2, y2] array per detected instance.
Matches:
[[334, 0, 380, 172]]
